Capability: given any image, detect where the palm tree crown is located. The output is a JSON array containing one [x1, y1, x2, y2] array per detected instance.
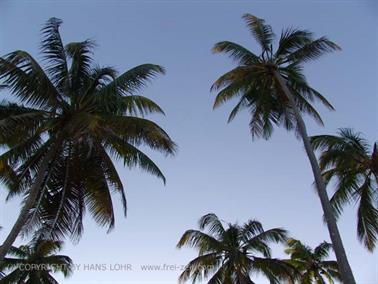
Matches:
[[210, 14, 357, 284], [177, 213, 296, 284], [285, 238, 340, 284], [211, 13, 339, 139], [310, 128, 378, 251], [0, 17, 176, 243], [0, 238, 73, 284]]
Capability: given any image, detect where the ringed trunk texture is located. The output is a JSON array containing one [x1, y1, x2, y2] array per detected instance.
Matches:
[[0, 142, 59, 262], [274, 71, 356, 284]]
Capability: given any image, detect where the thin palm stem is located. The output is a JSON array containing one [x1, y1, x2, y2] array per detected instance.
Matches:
[[273, 71, 356, 284]]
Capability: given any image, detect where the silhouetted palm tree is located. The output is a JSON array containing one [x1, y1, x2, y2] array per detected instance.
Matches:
[[285, 238, 340, 283], [211, 13, 355, 283], [0, 18, 176, 261], [0, 238, 72, 283], [311, 128, 378, 251], [177, 213, 296, 284]]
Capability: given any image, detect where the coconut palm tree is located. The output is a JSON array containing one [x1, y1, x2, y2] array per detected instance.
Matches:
[[0, 18, 176, 261], [211, 13, 355, 283], [310, 128, 378, 251], [177, 213, 296, 284], [0, 238, 72, 283], [284, 238, 340, 284]]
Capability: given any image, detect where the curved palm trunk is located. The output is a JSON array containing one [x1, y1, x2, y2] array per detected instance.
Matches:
[[0, 143, 59, 262], [273, 71, 356, 284]]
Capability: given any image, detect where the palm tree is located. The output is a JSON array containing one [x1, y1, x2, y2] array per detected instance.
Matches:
[[284, 238, 340, 283], [0, 238, 72, 283], [310, 128, 378, 251], [0, 18, 176, 261], [177, 213, 296, 284], [211, 14, 355, 283]]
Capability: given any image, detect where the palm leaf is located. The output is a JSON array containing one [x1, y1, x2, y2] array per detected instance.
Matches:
[[65, 40, 95, 91], [0, 51, 59, 108], [98, 64, 165, 98], [275, 28, 313, 58], [356, 178, 378, 251], [212, 41, 259, 65], [286, 37, 340, 63], [242, 14, 275, 51], [41, 17, 69, 89]]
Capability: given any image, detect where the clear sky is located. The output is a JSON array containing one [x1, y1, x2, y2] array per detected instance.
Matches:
[[0, 0, 377, 283]]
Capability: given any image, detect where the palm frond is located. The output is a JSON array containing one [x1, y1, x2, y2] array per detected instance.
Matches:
[[40, 17, 69, 89], [96, 143, 127, 216], [103, 115, 176, 155], [286, 37, 340, 63], [98, 64, 165, 99], [0, 51, 59, 108], [251, 257, 294, 284], [211, 66, 256, 93], [313, 241, 332, 260], [356, 178, 378, 251], [198, 213, 226, 237], [121, 95, 165, 116], [177, 229, 221, 255], [65, 40, 95, 91], [275, 28, 313, 58], [212, 41, 260, 65], [242, 14, 275, 51], [178, 253, 221, 283], [104, 133, 167, 184]]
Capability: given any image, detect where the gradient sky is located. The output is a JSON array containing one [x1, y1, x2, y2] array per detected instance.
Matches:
[[0, 1, 377, 283]]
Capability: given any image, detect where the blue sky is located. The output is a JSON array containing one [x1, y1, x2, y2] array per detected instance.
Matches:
[[0, 0, 377, 283]]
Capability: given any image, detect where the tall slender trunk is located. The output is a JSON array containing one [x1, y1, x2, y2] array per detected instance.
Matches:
[[273, 71, 356, 284], [0, 142, 59, 262]]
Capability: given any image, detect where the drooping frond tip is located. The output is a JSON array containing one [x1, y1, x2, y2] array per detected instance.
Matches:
[[42, 17, 63, 33], [212, 41, 260, 65]]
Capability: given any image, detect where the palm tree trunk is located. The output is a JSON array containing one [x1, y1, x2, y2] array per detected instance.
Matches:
[[273, 71, 356, 284], [0, 142, 59, 262]]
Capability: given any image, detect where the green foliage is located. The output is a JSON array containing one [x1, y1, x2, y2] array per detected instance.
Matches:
[[0, 18, 176, 242], [310, 129, 378, 251], [0, 238, 73, 284], [177, 213, 297, 284], [211, 13, 339, 139], [284, 239, 340, 283]]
